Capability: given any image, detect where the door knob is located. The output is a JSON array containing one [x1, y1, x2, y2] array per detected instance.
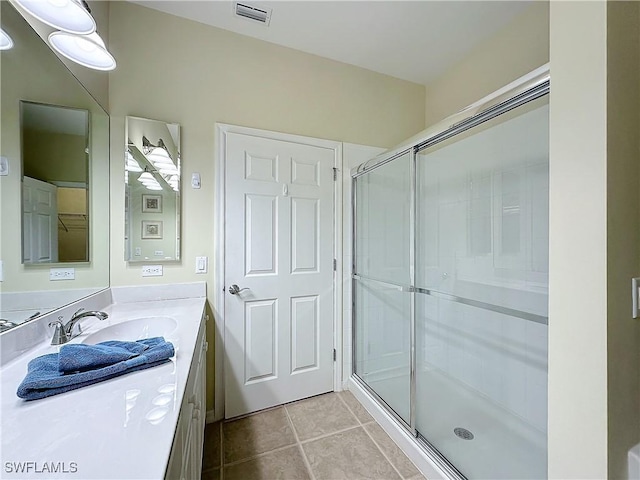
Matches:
[[229, 284, 249, 295]]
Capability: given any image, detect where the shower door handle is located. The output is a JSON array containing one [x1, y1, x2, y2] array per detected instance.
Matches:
[[229, 284, 249, 295]]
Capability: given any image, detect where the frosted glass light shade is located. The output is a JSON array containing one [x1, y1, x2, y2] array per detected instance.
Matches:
[[146, 184, 163, 191], [138, 172, 154, 183], [48, 31, 116, 71], [158, 164, 178, 175], [147, 147, 172, 165], [126, 152, 142, 172], [16, 0, 96, 34], [0, 28, 14, 50]]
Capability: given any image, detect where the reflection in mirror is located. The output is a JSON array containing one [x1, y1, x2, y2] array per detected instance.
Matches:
[[0, 2, 109, 331], [125, 117, 180, 262], [21, 101, 90, 263]]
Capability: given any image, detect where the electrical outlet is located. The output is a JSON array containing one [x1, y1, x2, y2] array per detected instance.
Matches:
[[134, 247, 141, 256], [195, 256, 208, 274], [50, 268, 75, 281], [0, 156, 8, 176], [142, 265, 163, 277]]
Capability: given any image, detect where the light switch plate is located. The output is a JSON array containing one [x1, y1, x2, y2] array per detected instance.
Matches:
[[191, 173, 201, 189], [195, 256, 208, 274], [142, 265, 163, 277], [0, 156, 8, 176], [50, 268, 75, 281]]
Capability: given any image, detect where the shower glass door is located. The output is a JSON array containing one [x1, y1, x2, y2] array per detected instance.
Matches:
[[353, 151, 412, 424], [414, 97, 549, 479]]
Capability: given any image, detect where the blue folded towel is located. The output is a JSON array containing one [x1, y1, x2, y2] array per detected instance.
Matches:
[[17, 337, 175, 401]]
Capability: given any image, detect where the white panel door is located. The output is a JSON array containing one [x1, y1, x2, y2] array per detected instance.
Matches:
[[22, 176, 58, 263], [224, 132, 335, 418]]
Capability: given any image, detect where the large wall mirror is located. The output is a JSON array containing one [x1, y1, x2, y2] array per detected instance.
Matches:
[[0, 2, 110, 330], [125, 117, 181, 262]]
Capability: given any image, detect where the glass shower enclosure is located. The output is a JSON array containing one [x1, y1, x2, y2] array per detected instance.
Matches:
[[352, 69, 549, 479]]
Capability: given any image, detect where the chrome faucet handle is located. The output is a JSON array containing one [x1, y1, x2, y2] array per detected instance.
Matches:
[[49, 316, 69, 346]]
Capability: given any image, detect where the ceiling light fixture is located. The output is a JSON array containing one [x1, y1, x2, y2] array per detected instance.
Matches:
[[0, 28, 14, 50], [15, 0, 96, 35], [48, 31, 116, 71]]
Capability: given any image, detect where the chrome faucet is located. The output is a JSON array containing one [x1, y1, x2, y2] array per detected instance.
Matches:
[[49, 308, 109, 345]]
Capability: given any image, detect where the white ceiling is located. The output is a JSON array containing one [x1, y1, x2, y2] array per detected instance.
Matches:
[[130, 1, 531, 85]]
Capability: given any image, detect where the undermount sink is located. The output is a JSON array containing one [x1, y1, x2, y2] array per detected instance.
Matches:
[[82, 317, 178, 344]]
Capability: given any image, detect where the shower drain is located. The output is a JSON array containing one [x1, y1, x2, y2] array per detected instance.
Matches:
[[454, 427, 474, 440]]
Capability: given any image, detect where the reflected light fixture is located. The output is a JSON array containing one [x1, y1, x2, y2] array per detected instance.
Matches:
[[158, 163, 178, 175], [15, 0, 96, 35], [147, 147, 172, 165], [126, 151, 142, 172], [48, 31, 116, 71], [143, 136, 175, 166], [138, 171, 155, 183], [0, 28, 14, 50]]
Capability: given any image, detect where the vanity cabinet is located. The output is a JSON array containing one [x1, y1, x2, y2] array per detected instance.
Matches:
[[165, 314, 207, 480]]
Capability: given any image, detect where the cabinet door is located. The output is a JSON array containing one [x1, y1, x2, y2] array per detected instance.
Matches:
[[191, 341, 207, 477], [166, 403, 189, 480], [180, 403, 194, 480]]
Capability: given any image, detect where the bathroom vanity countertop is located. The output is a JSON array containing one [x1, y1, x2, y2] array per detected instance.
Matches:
[[0, 296, 206, 480]]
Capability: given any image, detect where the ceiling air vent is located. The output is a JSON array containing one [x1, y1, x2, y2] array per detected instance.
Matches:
[[234, 2, 272, 25]]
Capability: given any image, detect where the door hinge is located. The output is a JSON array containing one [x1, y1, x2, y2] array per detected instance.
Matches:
[[333, 167, 338, 181], [333, 348, 336, 361], [333, 259, 337, 271]]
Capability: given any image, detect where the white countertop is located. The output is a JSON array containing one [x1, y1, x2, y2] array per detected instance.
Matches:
[[0, 296, 206, 480]]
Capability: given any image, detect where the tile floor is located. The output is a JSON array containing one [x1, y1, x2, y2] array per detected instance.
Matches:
[[201, 391, 426, 480]]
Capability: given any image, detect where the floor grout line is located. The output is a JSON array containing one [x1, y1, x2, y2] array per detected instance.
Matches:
[[222, 442, 300, 467], [335, 389, 366, 425], [339, 389, 419, 480], [360, 421, 408, 480], [338, 390, 408, 479], [283, 402, 317, 480], [298, 423, 363, 445]]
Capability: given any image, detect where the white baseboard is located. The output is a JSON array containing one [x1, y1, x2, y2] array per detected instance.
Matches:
[[347, 376, 449, 480]]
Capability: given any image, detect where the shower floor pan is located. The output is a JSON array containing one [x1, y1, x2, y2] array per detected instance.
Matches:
[[363, 368, 546, 479]]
